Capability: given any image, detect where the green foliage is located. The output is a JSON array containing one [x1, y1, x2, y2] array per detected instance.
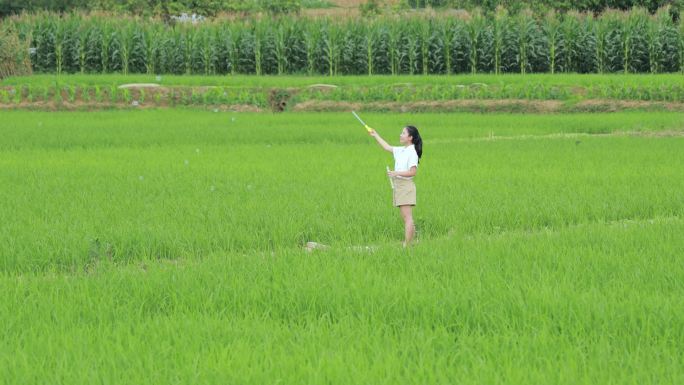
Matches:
[[0, 25, 32, 79], [9, 10, 674, 75], [360, 0, 382, 17], [260, 0, 301, 15], [5, 74, 684, 109], [0, 0, 302, 17], [440, 0, 682, 16], [2, 0, 683, 18]]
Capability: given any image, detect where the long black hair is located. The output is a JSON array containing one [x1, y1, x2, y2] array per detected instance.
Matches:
[[405, 125, 422, 162]]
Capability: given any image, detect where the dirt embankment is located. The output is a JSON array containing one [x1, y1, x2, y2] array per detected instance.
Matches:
[[292, 99, 684, 113], [4, 98, 684, 113], [3, 84, 684, 112]]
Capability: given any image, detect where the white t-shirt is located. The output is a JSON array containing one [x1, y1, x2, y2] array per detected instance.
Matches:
[[392, 145, 419, 179]]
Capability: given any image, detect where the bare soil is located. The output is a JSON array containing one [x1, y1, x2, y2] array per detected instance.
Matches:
[[3, 87, 684, 113]]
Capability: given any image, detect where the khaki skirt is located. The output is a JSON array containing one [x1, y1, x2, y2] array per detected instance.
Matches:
[[392, 177, 416, 207]]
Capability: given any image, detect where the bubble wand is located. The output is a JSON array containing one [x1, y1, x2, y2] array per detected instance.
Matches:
[[352, 111, 373, 133]]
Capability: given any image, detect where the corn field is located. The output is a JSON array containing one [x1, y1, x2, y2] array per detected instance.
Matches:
[[7, 8, 684, 75]]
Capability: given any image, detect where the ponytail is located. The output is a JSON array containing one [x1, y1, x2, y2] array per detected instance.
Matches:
[[405, 125, 422, 162]]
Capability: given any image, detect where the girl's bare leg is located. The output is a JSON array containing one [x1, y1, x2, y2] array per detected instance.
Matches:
[[399, 205, 415, 247]]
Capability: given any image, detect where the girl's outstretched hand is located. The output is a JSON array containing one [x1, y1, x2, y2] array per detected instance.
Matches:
[[367, 128, 378, 137]]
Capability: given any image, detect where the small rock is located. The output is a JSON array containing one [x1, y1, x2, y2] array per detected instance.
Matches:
[[304, 241, 329, 252]]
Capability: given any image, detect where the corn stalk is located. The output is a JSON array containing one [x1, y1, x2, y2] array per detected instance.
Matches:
[[492, 7, 508, 74], [543, 11, 560, 74]]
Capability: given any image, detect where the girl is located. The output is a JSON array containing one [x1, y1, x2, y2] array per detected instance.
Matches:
[[368, 125, 423, 247]]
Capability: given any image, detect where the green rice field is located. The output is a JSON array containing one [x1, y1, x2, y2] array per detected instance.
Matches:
[[2, 110, 683, 384]]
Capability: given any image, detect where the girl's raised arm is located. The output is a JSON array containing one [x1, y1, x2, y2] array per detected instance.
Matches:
[[367, 129, 393, 153]]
